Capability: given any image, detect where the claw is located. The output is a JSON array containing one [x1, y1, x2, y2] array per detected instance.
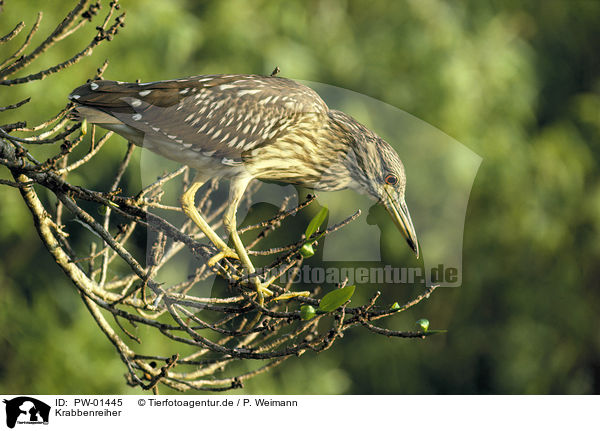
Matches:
[[272, 291, 310, 301], [207, 247, 239, 267], [248, 281, 272, 307], [257, 284, 274, 298]]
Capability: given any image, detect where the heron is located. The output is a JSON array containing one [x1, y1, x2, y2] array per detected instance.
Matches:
[[69, 73, 419, 302]]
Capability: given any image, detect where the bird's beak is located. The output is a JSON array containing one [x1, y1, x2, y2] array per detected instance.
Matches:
[[382, 186, 419, 258]]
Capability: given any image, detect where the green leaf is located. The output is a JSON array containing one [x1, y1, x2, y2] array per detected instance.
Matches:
[[390, 302, 401, 311], [416, 318, 430, 332], [298, 207, 328, 259], [299, 243, 315, 257], [300, 305, 316, 320], [319, 285, 356, 312], [304, 206, 328, 239]]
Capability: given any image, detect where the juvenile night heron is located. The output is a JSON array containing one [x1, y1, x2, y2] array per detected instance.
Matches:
[[69, 73, 419, 301]]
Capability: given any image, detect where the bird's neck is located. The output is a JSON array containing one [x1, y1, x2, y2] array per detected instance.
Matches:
[[241, 113, 353, 191]]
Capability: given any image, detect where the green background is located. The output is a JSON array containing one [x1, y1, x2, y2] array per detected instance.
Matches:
[[1, 0, 599, 394]]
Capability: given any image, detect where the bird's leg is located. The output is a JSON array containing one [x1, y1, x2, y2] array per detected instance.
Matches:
[[223, 177, 273, 303], [180, 178, 239, 264], [224, 178, 310, 304]]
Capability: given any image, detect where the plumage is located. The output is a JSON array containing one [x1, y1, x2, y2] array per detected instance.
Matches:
[[69, 75, 327, 170]]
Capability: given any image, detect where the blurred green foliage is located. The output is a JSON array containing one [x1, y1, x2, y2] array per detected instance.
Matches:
[[1, 0, 599, 394]]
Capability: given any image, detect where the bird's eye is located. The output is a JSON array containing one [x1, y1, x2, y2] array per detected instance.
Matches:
[[384, 174, 398, 186]]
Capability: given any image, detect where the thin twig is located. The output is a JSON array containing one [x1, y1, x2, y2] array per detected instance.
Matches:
[[0, 97, 30, 111], [0, 1, 90, 78], [0, 21, 25, 44]]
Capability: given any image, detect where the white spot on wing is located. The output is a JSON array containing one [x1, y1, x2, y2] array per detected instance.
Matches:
[[210, 100, 225, 110], [90, 82, 99, 90], [237, 89, 261, 96], [131, 99, 142, 107], [70, 94, 80, 100], [222, 157, 241, 166], [139, 90, 152, 96], [132, 113, 142, 121], [258, 96, 272, 105]]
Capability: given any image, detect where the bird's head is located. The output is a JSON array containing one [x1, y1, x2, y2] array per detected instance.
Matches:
[[367, 140, 419, 258], [331, 111, 419, 258]]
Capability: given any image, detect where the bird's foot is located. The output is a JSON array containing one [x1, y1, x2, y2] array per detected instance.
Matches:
[[252, 275, 310, 305], [207, 247, 240, 267], [255, 283, 274, 306], [272, 291, 311, 301]]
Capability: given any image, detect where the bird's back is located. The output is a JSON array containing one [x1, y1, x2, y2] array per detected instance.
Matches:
[[69, 74, 330, 174]]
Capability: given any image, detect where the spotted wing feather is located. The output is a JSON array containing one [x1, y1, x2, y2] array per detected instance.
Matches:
[[69, 74, 329, 162]]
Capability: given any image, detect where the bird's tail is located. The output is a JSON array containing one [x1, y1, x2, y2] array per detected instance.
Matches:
[[68, 105, 122, 124]]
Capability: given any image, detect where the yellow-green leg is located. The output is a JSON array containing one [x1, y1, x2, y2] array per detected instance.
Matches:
[[224, 177, 309, 304], [223, 177, 273, 303], [181, 177, 239, 265]]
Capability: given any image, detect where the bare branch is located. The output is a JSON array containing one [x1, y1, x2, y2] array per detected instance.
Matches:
[[0, 13, 42, 70], [0, 21, 25, 44], [1, 13, 125, 86], [0, 1, 90, 78], [0, 97, 30, 112]]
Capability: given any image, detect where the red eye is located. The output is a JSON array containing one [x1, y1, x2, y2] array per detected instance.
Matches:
[[384, 174, 398, 185]]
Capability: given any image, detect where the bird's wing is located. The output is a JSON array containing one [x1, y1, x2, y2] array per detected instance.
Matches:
[[69, 74, 329, 162]]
